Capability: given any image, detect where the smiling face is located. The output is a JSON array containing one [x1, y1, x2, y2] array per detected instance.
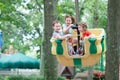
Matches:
[[53, 22, 61, 32], [78, 25, 84, 32], [78, 22, 88, 33]]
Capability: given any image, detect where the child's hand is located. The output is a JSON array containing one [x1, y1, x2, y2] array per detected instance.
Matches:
[[68, 38, 73, 43], [66, 34, 72, 37], [88, 34, 95, 38], [63, 34, 72, 39], [69, 24, 74, 28]]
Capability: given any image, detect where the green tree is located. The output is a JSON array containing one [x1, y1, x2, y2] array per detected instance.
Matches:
[[0, 0, 107, 55], [0, 0, 30, 53], [57, 0, 75, 23], [105, 0, 120, 80], [88, 0, 99, 80], [82, 0, 107, 28], [0, 0, 43, 56]]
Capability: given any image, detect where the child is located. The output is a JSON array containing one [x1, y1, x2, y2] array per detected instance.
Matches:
[[77, 22, 93, 55], [63, 14, 75, 34], [62, 14, 79, 55], [78, 22, 92, 39], [52, 20, 71, 39], [52, 20, 74, 55]]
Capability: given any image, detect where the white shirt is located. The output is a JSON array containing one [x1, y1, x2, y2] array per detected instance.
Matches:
[[62, 24, 73, 34]]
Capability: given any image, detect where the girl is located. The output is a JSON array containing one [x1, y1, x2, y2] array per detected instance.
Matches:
[[63, 14, 75, 34]]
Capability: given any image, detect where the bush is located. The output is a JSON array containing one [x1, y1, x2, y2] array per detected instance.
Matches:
[[4, 75, 44, 80], [3, 75, 67, 80], [57, 76, 66, 80], [0, 77, 4, 80], [29, 75, 44, 80], [7, 75, 25, 80]]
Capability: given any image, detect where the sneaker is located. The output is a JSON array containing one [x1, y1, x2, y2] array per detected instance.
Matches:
[[77, 49, 83, 55], [73, 51, 76, 55]]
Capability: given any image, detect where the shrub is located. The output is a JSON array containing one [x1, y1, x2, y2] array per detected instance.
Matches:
[[0, 77, 4, 80], [4, 75, 44, 80], [57, 76, 66, 80], [5, 75, 25, 80], [3, 75, 67, 80]]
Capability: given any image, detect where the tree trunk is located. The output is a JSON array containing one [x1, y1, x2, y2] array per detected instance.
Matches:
[[79, 0, 86, 21], [105, 0, 120, 80], [75, 0, 80, 23], [93, 0, 98, 28], [40, 46, 44, 76], [42, 0, 58, 80], [88, 0, 99, 79], [88, 66, 93, 80]]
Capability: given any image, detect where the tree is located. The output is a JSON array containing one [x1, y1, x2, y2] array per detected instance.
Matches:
[[88, 0, 99, 80], [93, 0, 98, 28], [42, 0, 58, 79], [0, 0, 44, 56], [82, 0, 107, 28], [75, 0, 79, 22], [0, 0, 108, 55], [57, 0, 75, 23], [0, 0, 30, 53], [105, 0, 120, 80]]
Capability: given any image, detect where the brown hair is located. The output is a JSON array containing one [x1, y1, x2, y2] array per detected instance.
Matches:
[[65, 14, 75, 24], [52, 20, 60, 27], [78, 22, 87, 31]]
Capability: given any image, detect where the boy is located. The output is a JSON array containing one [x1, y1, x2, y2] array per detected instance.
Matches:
[[52, 20, 74, 55], [52, 20, 71, 39]]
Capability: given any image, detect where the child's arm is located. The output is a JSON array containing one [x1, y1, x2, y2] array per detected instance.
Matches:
[[55, 34, 72, 40], [63, 24, 73, 34]]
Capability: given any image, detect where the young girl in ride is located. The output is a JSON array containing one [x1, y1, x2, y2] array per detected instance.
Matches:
[[62, 14, 75, 34], [78, 22, 92, 39], [62, 14, 79, 55], [77, 22, 94, 55]]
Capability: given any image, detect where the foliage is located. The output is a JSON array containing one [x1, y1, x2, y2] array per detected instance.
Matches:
[[57, 0, 75, 23], [0, 75, 66, 80], [0, 0, 108, 79], [0, 77, 4, 80], [0, 0, 43, 55], [57, 76, 66, 80], [0, 0, 107, 55], [3, 75, 44, 80], [82, 0, 107, 28], [56, 0, 107, 30]]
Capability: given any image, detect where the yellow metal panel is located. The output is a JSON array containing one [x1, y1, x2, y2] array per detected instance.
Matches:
[[82, 54, 101, 66], [50, 28, 106, 66], [56, 56, 74, 66], [50, 38, 57, 55]]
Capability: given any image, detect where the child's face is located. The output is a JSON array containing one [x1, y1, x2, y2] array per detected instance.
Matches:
[[78, 25, 83, 32], [53, 23, 61, 32], [65, 17, 72, 26]]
